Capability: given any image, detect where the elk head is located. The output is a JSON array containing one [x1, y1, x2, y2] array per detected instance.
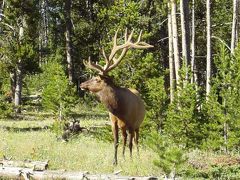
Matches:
[[80, 75, 113, 93], [80, 29, 153, 92]]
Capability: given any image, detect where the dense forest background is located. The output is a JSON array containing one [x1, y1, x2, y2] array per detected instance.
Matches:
[[0, 0, 240, 178]]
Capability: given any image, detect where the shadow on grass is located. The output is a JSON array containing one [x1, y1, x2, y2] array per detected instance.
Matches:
[[70, 112, 108, 119], [0, 125, 50, 132], [88, 125, 113, 142]]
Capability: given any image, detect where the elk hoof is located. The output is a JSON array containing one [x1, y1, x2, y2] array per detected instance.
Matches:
[[113, 160, 118, 165]]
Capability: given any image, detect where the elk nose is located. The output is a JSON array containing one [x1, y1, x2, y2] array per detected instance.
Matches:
[[80, 83, 87, 90]]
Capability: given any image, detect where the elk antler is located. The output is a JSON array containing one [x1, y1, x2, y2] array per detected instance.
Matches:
[[83, 29, 153, 75]]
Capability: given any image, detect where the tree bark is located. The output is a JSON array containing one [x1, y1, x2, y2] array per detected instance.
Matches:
[[171, 0, 180, 86], [39, 0, 49, 65], [0, 167, 158, 180], [0, 159, 48, 171], [14, 62, 23, 113], [65, 0, 74, 83], [14, 21, 25, 113], [231, 0, 239, 54], [206, 0, 211, 98], [0, 0, 5, 33], [168, 2, 175, 103], [0, 0, 4, 21], [180, 0, 191, 78], [9, 70, 16, 102], [191, 0, 196, 84]]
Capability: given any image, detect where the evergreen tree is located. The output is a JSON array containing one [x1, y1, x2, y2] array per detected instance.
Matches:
[[42, 61, 78, 120], [0, 0, 40, 113], [202, 45, 240, 151], [165, 67, 203, 148]]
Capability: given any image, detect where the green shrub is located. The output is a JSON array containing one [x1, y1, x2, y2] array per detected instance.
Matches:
[[147, 132, 187, 179], [0, 95, 13, 118]]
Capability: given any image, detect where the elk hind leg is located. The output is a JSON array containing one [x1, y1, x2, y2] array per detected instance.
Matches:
[[134, 128, 140, 156], [129, 129, 134, 158]]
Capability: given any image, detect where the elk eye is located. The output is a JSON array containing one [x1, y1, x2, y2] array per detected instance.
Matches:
[[95, 78, 101, 82]]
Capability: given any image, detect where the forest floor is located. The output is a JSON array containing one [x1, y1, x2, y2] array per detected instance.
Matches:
[[1, 105, 240, 179]]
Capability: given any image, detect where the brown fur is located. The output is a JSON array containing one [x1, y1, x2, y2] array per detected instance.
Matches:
[[80, 75, 145, 164]]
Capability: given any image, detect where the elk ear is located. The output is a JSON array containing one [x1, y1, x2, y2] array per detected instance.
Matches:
[[95, 76, 102, 82], [98, 74, 105, 79]]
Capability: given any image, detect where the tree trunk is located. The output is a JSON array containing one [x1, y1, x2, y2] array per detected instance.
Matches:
[[14, 22, 25, 113], [14, 62, 23, 113], [191, 0, 196, 84], [171, 0, 180, 86], [180, 0, 191, 79], [0, 0, 4, 21], [39, 0, 49, 65], [206, 0, 211, 98], [0, 0, 5, 33], [9, 71, 16, 102], [65, 0, 74, 83], [231, 0, 239, 54], [168, 2, 175, 103]]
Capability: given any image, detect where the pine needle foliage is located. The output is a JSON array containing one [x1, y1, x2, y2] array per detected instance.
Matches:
[[42, 62, 78, 120]]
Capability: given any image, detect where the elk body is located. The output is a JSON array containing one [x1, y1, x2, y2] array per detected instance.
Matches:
[[80, 29, 153, 165]]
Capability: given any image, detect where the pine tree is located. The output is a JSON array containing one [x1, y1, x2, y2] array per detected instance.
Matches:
[[42, 61, 77, 120]]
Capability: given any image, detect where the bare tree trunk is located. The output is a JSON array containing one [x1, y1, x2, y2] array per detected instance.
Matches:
[[171, 0, 180, 86], [0, 0, 5, 33], [65, 0, 74, 83], [206, 0, 211, 98], [0, 0, 4, 21], [180, 0, 191, 79], [14, 62, 23, 113], [39, 0, 49, 65], [9, 71, 16, 102], [168, 2, 175, 103], [191, 0, 196, 84], [231, 0, 239, 54], [14, 19, 25, 113]]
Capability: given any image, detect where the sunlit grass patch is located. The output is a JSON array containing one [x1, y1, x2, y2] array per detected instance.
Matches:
[[0, 129, 160, 176]]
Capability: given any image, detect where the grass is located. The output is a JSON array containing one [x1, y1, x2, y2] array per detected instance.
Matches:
[[0, 106, 160, 177], [0, 129, 159, 176]]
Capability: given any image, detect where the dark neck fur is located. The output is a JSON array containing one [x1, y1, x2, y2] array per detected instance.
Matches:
[[96, 84, 119, 114]]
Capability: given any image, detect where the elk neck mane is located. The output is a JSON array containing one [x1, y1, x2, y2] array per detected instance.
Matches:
[[96, 76, 122, 116]]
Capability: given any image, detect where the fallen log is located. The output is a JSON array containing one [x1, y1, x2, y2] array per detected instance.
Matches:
[[0, 166, 158, 180], [0, 159, 48, 171]]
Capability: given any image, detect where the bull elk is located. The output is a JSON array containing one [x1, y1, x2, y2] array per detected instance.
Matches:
[[80, 29, 153, 165]]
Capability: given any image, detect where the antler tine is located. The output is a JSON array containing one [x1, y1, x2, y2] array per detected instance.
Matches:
[[113, 28, 119, 47], [102, 48, 108, 63], [124, 28, 128, 42], [83, 56, 105, 75], [102, 47, 111, 71], [127, 29, 134, 42], [130, 42, 154, 49], [136, 30, 142, 43]]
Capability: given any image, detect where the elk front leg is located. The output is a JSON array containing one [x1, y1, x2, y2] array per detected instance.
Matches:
[[121, 127, 127, 158], [112, 122, 119, 165]]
